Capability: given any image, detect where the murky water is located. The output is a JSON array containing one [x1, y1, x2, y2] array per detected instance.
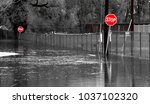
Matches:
[[0, 40, 150, 87]]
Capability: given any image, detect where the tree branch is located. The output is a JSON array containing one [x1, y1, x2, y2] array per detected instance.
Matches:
[[30, 0, 49, 8]]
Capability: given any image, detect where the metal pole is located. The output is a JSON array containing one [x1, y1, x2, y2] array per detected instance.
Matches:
[[104, 0, 109, 58]]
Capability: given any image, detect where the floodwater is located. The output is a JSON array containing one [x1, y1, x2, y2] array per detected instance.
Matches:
[[0, 40, 150, 87]]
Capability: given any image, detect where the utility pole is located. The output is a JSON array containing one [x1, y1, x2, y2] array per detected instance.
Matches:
[[137, 0, 140, 24], [131, 0, 134, 31], [104, 0, 109, 58], [149, 1, 150, 22]]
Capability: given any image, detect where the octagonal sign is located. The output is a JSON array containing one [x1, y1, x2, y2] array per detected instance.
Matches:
[[105, 14, 117, 26], [18, 26, 24, 33]]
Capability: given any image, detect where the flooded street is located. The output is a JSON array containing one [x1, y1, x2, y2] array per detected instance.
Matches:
[[0, 40, 150, 87]]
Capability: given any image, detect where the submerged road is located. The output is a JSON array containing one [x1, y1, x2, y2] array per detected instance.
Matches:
[[0, 40, 150, 87]]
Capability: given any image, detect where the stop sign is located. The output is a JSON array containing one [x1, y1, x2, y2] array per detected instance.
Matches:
[[18, 26, 24, 33], [105, 14, 117, 26]]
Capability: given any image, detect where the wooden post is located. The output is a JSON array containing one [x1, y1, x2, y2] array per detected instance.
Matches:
[[131, 0, 134, 31]]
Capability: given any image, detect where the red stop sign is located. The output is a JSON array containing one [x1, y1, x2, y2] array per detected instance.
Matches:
[[18, 26, 24, 33], [105, 14, 117, 26]]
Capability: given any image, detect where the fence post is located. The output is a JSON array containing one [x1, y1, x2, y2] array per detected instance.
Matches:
[[36, 34, 38, 47], [86, 34, 88, 52], [131, 32, 134, 56], [55, 34, 57, 47], [149, 33, 150, 60], [70, 35, 72, 49], [60, 34, 61, 48], [44, 34, 46, 49], [77, 34, 79, 52], [50, 34, 51, 46], [91, 34, 93, 52], [51, 33, 53, 48], [95, 33, 98, 54], [69, 35, 71, 49], [47, 34, 49, 47], [38, 34, 39, 47], [149, 33, 150, 71], [35, 34, 37, 46], [55, 33, 57, 48], [123, 32, 126, 55], [41, 34, 42, 46], [52, 33, 54, 49], [66, 35, 67, 49], [140, 32, 142, 57], [72, 35, 75, 49], [82, 34, 83, 51], [53, 33, 54, 48], [116, 32, 118, 54], [59, 34, 61, 48], [63, 35, 65, 49]]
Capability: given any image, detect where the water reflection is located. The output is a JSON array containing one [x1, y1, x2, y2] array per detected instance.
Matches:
[[0, 40, 150, 87]]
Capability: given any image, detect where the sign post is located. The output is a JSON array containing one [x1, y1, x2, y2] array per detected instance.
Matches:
[[104, 14, 117, 58], [17, 26, 24, 40]]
